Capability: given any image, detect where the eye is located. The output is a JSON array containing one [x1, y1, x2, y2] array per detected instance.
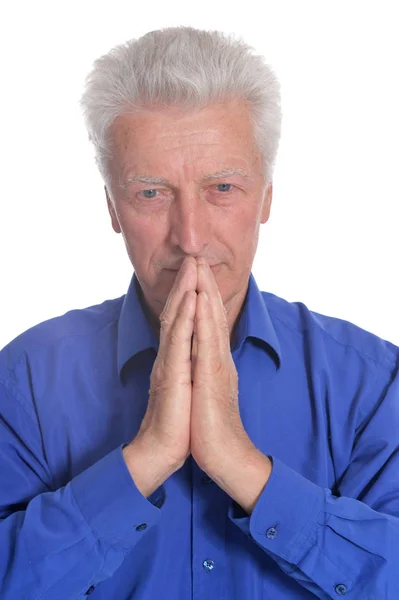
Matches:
[[215, 183, 233, 193], [141, 189, 158, 199]]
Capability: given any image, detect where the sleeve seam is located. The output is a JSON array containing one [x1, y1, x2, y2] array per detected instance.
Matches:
[[0, 379, 38, 427], [69, 481, 108, 548], [285, 492, 324, 564], [0, 378, 56, 491], [353, 354, 399, 442]]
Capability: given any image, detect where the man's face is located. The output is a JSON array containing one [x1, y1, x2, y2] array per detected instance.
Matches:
[[105, 99, 272, 327]]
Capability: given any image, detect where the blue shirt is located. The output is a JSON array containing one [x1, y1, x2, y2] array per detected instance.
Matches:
[[0, 272, 398, 600]]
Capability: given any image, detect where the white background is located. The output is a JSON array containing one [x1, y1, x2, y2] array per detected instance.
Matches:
[[1, 1, 398, 349]]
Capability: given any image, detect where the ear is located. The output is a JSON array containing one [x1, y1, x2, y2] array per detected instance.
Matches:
[[105, 186, 122, 234], [260, 182, 273, 224]]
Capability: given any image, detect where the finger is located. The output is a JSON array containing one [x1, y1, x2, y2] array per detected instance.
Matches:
[[196, 260, 229, 355], [160, 257, 197, 323], [196, 260, 227, 322], [195, 291, 224, 372], [159, 289, 197, 380], [158, 257, 197, 359]]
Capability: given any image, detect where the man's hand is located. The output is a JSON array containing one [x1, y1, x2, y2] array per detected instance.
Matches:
[[189, 258, 272, 513], [126, 256, 198, 488], [190, 258, 256, 473]]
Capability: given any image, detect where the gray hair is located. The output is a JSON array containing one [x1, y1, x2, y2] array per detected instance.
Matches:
[[79, 26, 282, 185]]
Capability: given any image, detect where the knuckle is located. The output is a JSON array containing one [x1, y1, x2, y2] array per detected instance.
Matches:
[[219, 318, 229, 335], [169, 329, 181, 345], [150, 361, 166, 385], [213, 358, 224, 376], [159, 313, 171, 329]]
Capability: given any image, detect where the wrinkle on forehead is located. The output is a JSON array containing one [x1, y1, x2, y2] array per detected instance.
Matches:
[[108, 100, 263, 185]]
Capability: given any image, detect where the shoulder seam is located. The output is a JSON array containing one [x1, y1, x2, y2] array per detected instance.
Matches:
[[12, 314, 121, 352], [266, 302, 396, 372]]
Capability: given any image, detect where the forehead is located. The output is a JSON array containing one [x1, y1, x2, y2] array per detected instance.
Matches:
[[110, 100, 256, 151], [108, 101, 262, 183]]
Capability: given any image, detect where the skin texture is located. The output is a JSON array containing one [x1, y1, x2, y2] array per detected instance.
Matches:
[[105, 99, 273, 346], [107, 99, 275, 514]]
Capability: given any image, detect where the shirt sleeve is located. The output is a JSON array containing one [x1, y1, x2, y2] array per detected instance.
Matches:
[[228, 360, 399, 599], [0, 380, 163, 600]]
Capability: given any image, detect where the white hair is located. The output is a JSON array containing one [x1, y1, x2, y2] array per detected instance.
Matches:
[[79, 26, 282, 184]]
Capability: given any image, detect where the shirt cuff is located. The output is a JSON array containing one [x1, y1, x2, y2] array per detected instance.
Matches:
[[228, 454, 324, 564], [70, 444, 163, 551]]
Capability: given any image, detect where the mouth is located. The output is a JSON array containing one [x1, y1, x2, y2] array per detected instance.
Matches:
[[167, 263, 221, 272]]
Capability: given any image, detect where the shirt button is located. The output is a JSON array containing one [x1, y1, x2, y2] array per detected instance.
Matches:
[[201, 475, 213, 484], [202, 559, 215, 572], [136, 523, 147, 531], [85, 585, 95, 595], [335, 584, 347, 595], [266, 526, 278, 539]]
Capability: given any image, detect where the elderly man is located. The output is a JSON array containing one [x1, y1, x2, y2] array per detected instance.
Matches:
[[0, 26, 398, 600]]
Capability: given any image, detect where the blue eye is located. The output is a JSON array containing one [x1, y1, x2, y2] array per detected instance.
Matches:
[[216, 183, 232, 192], [142, 189, 158, 198]]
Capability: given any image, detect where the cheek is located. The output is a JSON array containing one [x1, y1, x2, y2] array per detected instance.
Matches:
[[229, 207, 259, 246], [116, 207, 169, 270], [118, 205, 161, 245], [226, 209, 261, 274]]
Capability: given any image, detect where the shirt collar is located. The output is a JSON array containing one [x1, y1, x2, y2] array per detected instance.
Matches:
[[117, 271, 282, 380]]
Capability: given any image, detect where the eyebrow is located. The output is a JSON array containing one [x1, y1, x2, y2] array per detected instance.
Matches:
[[118, 168, 254, 189]]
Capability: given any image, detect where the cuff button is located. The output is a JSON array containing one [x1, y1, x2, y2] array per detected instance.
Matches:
[[266, 526, 277, 539], [335, 583, 347, 595]]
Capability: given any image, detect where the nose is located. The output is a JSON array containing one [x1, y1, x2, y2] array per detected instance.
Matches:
[[169, 192, 212, 257]]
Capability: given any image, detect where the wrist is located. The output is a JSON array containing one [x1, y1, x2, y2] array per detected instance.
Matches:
[[123, 437, 177, 498], [211, 448, 272, 515]]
